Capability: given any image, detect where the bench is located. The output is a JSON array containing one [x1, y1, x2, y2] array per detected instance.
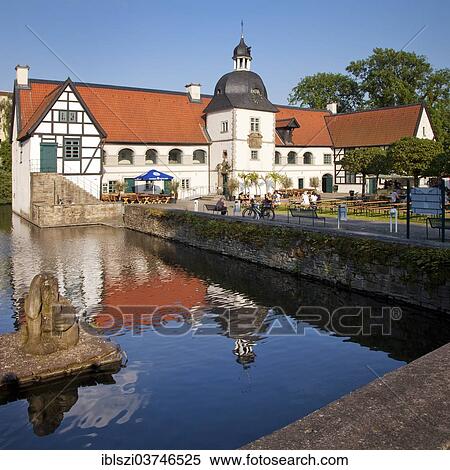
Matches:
[[426, 217, 450, 239], [204, 203, 228, 215], [289, 207, 326, 226]]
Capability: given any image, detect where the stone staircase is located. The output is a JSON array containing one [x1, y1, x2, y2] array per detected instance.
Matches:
[[31, 173, 100, 206]]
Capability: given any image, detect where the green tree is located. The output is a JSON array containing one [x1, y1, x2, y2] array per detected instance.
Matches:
[[388, 137, 443, 186], [267, 171, 282, 190], [347, 48, 433, 108], [0, 141, 12, 172], [0, 142, 12, 204], [309, 176, 320, 191], [0, 172, 11, 204], [0, 98, 12, 141], [340, 147, 388, 196], [289, 72, 363, 111], [425, 151, 450, 177], [226, 177, 240, 198], [247, 172, 260, 195], [279, 174, 293, 190], [259, 174, 273, 194], [238, 172, 251, 194]]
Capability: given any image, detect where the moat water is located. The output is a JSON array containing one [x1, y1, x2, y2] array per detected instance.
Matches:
[[0, 205, 449, 449]]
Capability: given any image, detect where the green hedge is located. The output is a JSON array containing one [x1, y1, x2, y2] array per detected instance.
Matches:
[[0, 171, 11, 204]]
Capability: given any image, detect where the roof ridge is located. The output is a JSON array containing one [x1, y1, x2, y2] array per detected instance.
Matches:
[[275, 103, 331, 113], [28, 78, 214, 99], [325, 102, 423, 118]]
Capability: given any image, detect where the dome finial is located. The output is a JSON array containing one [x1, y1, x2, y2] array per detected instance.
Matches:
[[232, 29, 252, 70]]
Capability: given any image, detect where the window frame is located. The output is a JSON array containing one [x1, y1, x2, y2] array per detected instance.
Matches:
[[303, 152, 313, 165], [168, 149, 182, 164], [251, 150, 259, 160], [250, 117, 260, 133], [220, 121, 229, 133], [118, 148, 134, 165], [59, 110, 68, 122], [345, 172, 357, 184], [287, 151, 297, 165], [323, 153, 332, 165], [145, 149, 158, 164], [63, 138, 81, 160], [181, 178, 190, 190], [68, 111, 77, 122], [274, 151, 281, 165]]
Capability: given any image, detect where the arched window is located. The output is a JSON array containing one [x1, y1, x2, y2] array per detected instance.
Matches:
[[274, 151, 281, 165], [287, 151, 297, 165], [118, 148, 134, 165], [303, 152, 313, 165], [169, 148, 182, 164], [145, 149, 157, 164], [193, 149, 206, 164]]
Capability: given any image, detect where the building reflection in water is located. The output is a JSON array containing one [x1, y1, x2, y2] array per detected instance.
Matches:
[[4, 211, 450, 440]]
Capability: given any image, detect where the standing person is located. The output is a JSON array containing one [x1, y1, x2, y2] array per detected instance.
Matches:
[[301, 191, 310, 207], [273, 191, 281, 207], [390, 189, 400, 203], [310, 191, 318, 204]]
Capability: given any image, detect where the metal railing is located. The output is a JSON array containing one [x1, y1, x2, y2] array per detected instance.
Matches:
[[30, 160, 100, 199], [179, 185, 215, 200], [64, 175, 100, 199]]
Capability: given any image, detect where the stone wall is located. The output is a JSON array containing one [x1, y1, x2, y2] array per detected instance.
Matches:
[[32, 202, 123, 227], [124, 205, 450, 312], [31, 173, 99, 206]]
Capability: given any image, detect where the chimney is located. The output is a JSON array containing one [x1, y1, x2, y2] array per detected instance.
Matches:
[[326, 102, 338, 114], [185, 83, 201, 103], [15, 65, 30, 88]]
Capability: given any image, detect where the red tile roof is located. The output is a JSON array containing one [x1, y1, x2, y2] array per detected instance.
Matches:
[[325, 104, 422, 148], [275, 106, 333, 147], [18, 84, 63, 139], [17, 80, 425, 149], [18, 80, 212, 144]]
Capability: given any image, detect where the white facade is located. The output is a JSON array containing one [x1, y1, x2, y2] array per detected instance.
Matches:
[[103, 143, 210, 198], [274, 147, 335, 191]]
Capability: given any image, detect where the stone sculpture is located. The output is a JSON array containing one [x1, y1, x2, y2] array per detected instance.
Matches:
[[21, 273, 79, 355]]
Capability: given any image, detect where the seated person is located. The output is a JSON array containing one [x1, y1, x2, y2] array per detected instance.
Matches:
[[215, 197, 227, 215]]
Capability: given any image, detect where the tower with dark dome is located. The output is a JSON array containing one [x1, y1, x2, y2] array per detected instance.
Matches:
[[205, 35, 277, 196], [204, 36, 277, 114]]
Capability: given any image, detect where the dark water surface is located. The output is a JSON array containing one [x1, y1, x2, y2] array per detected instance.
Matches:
[[0, 205, 449, 449]]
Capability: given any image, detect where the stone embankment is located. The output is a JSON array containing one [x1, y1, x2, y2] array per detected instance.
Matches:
[[124, 205, 450, 312]]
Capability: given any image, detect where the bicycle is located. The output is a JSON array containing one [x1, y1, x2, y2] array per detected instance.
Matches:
[[242, 201, 275, 220]]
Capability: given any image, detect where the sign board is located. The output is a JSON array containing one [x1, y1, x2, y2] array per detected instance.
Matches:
[[410, 187, 442, 215], [338, 204, 348, 221]]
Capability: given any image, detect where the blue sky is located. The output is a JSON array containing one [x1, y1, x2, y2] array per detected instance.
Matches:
[[1, 0, 449, 104]]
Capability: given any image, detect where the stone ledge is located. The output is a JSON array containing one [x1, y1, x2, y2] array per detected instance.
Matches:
[[242, 343, 450, 450], [0, 328, 123, 394]]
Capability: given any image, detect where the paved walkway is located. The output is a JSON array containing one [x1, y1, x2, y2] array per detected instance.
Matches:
[[242, 343, 450, 450], [171, 200, 449, 248]]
